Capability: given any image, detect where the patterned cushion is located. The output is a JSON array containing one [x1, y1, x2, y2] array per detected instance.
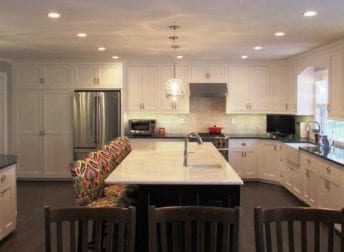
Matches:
[[68, 158, 106, 206], [87, 196, 119, 208], [68, 137, 132, 207], [104, 184, 127, 197]]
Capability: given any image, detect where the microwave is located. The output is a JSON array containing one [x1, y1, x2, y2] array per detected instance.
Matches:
[[128, 119, 156, 136]]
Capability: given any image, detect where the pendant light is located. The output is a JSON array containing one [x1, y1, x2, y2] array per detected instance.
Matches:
[[165, 25, 185, 102]]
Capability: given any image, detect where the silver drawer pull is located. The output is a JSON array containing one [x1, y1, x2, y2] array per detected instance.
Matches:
[[241, 142, 246, 146]]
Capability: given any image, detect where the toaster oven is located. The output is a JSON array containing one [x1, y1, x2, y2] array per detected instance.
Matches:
[[128, 119, 156, 136]]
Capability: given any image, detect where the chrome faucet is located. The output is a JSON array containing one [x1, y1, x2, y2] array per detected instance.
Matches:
[[305, 120, 321, 141], [183, 132, 203, 166]]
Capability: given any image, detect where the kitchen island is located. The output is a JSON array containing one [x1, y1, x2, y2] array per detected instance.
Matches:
[[105, 141, 243, 251]]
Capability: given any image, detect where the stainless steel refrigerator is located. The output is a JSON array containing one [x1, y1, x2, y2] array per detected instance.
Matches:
[[73, 90, 121, 160]]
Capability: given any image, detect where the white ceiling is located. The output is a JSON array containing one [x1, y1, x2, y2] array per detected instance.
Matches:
[[0, 0, 344, 62]]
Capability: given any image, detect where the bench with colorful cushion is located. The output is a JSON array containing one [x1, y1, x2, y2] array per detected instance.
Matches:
[[69, 137, 133, 207]]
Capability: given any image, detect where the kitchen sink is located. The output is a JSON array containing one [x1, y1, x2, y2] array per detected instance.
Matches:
[[284, 143, 317, 164], [284, 142, 317, 149]]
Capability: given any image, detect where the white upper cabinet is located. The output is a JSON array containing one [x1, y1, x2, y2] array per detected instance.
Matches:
[[270, 64, 290, 113], [227, 65, 269, 113], [160, 65, 189, 113], [15, 64, 71, 88], [127, 66, 158, 112], [247, 66, 269, 112], [227, 66, 248, 112], [74, 64, 122, 88], [328, 52, 344, 119], [189, 65, 226, 82]]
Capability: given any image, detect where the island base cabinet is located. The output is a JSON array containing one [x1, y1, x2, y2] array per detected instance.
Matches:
[[135, 184, 241, 252], [0, 165, 17, 241]]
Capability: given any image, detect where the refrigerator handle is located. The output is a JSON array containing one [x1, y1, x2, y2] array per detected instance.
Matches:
[[97, 93, 102, 146], [94, 95, 98, 144]]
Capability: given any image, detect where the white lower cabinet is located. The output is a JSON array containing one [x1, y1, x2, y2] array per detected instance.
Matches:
[[15, 90, 72, 178], [228, 140, 258, 178], [0, 164, 17, 240], [259, 141, 279, 182], [317, 158, 344, 209], [300, 152, 318, 206]]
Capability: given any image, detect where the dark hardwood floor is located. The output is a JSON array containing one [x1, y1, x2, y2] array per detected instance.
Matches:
[[0, 181, 312, 252]]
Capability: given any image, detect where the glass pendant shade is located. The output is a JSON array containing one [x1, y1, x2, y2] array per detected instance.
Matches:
[[165, 77, 185, 101]]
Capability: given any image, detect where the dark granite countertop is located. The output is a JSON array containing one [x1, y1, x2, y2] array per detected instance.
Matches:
[[128, 134, 309, 143], [300, 146, 344, 167], [0, 154, 17, 170]]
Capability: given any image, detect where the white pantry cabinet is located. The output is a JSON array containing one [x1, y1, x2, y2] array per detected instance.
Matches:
[[227, 66, 269, 113], [15, 90, 72, 178], [0, 73, 7, 154], [0, 164, 17, 241], [15, 64, 71, 88], [228, 139, 258, 178], [270, 65, 290, 113], [189, 64, 226, 83], [328, 51, 344, 119], [259, 141, 279, 182], [74, 64, 122, 88], [160, 65, 189, 113], [127, 66, 158, 112]]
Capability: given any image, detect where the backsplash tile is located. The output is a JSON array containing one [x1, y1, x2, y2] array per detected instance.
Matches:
[[126, 97, 266, 135]]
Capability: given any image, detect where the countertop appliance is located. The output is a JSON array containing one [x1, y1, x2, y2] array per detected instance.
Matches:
[[197, 133, 229, 161], [73, 90, 121, 160], [128, 119, 156, 137]]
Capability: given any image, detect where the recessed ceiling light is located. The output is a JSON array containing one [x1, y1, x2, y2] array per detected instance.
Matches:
[[303, 11, 317, 17], [275, 32, 285, 37], [77, 33, 87, 38], [48, 12, 60, 19], [112, 56, 119, 59], [254, 46, 262, 50], [98, 47, 106, 51], [176, 55, 183, 59], [241, 55, 248, 59]]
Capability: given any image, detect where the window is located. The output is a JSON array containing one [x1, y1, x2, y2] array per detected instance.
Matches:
[[314, 69, 344, 145]]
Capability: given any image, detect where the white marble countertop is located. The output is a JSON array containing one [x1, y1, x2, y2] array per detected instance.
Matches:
[[105, 141, 243, 185]]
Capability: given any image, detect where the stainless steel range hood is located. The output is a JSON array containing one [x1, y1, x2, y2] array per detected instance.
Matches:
[[189, 83, 228, 97]]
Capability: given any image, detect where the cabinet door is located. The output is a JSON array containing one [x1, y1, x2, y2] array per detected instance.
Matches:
[[291, 167, 302, 198], [270, 65, 289, 113], [43, 91, 72, 177], [328, 53, 344, 118], [141, 66, 158, 111], [247, 66, 269, 112], [160, 65, 188, 112], [227, 66, 248, 112], [16, 91, 43, 177], [228, 149, 243, 177], [207, 65, 226, 82], [15, 65, 42, 87], [189, 65, 207, 82], [243, 149, 258, 178], [44, 65, 71, 88], [98, 64, 122, 88], [302, 166, 317, 206], [127, 67, 143, 111], [75, 64, 97, 87], [259, 142, 279, 181]]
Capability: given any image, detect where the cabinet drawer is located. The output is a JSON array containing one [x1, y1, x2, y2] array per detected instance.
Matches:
[[0, 166, 16, 191], [317, 159, 343, 184], [300, 152, 316, 167], [228, 139, 258, 149]]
